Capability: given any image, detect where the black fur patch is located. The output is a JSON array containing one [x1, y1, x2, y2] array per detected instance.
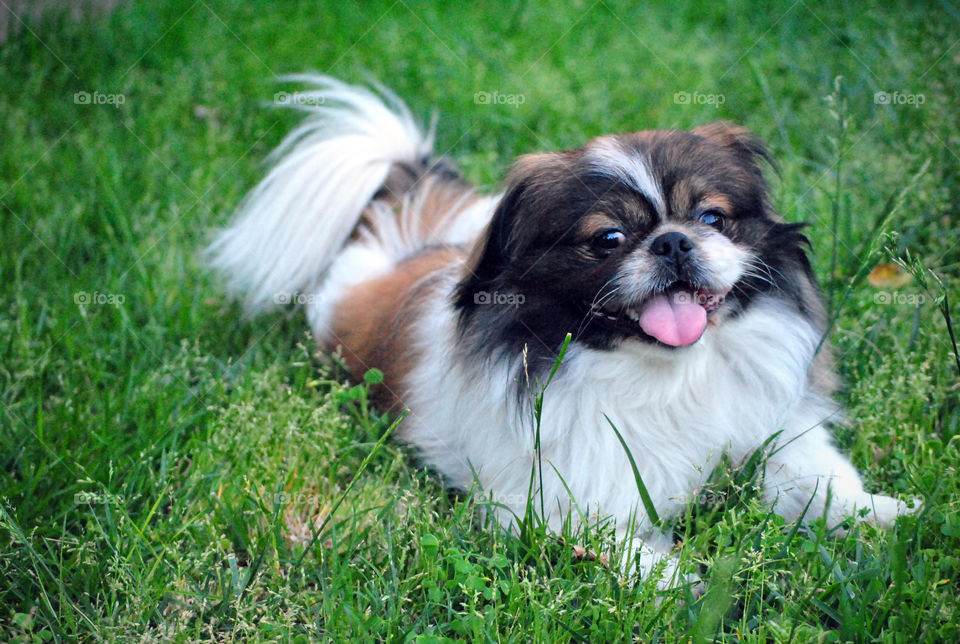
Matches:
[[454, 129, 823, 382]]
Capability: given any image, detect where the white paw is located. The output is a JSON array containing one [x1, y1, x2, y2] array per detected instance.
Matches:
[[631, 549, 703, 597], [867, 494, 923, 528], [849, 494, 922, 529], [653, 556, 695, 589]]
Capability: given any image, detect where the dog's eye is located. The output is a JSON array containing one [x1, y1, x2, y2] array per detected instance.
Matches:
[[592, 229, 626, 254], [698, 209, 725, 230]]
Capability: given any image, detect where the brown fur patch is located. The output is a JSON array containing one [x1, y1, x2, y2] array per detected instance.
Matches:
[[810, 344, 839, 395], [691, 122, 769, 165], [411, 176, 483, 240], [329, 247, 464, 410], [366, 163, 481, 244], [664, 179, 735, 222], [577, 212, 622, 241], [699, 194, 734, 215]]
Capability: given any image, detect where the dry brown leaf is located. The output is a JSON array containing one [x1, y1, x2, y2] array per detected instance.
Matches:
[[868, 262, 913, 289]]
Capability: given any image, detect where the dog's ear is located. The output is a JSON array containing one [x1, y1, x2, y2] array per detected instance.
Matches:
[[458, 152, 559, 287], [692, 121, 775, 174], [693, 121, 780, 220]]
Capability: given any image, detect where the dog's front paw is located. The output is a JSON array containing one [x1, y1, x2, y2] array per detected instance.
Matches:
[[631, 546, 704, 598], [849, 493, 922, 529], [672, 569, 706, 599], [653, 556, 700, 591]]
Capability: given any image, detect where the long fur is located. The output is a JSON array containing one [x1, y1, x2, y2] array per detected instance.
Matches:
[[209, 76, 916, 590], [205, 75, 434, 314]]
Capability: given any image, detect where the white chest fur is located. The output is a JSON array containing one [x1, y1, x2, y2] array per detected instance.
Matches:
[[402, 287, 834, 534]]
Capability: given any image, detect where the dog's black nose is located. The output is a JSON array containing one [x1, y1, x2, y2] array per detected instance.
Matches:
[[650, 232, 694, 265]]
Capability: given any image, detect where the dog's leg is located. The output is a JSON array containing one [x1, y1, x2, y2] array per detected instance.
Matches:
[[760, 422, 915, 529], [622, 529, 702, 594]]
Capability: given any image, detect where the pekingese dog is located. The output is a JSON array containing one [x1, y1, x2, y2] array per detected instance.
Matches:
[[208, 76, 914, 589]]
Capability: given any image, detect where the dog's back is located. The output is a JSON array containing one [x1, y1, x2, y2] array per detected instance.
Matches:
[[206, 76, 497, 385]]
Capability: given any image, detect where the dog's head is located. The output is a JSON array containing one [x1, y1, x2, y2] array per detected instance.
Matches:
[[455, 123, 823, 363]]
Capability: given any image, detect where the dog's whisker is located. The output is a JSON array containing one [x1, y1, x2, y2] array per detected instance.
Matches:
[[576, 280, 622, 339]]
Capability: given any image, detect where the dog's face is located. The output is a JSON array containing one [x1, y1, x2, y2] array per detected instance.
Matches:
[[456, 122, 823, 366]]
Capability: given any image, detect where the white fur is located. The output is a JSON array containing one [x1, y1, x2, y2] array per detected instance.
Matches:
[[206, 75, 434, 314], [620, 222, 749, 302], [211, 77, 913, 591], [586, 137, 666, 217], [396, 286, 910, 587], [304, 184, 498, 341]]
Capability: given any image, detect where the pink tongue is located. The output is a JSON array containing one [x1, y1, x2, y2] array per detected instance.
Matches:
[[638, 293, 708, 347]]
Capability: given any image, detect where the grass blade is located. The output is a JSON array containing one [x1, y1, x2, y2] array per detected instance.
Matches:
[[604, 414, 660, 527]]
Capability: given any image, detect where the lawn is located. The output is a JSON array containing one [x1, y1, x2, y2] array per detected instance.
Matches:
[[1, 1, 958, 641]]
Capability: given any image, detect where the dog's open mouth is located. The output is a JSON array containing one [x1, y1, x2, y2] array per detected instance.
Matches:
[[589, 283, 729, 347]]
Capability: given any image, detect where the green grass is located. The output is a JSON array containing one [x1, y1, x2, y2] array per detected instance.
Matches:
[[2, 0, 959, 641]]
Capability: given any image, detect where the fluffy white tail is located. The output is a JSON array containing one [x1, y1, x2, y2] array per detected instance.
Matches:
[[206, 75, 434, 314]]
